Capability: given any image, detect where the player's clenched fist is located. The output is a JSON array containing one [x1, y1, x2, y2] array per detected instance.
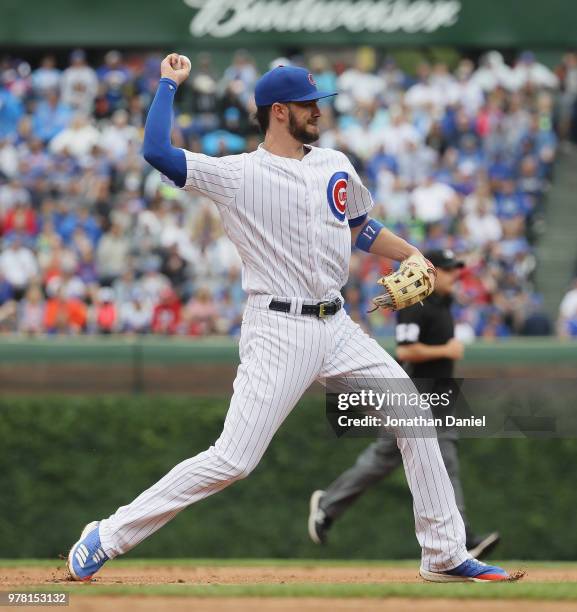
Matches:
[[160, 53, 191, 85]]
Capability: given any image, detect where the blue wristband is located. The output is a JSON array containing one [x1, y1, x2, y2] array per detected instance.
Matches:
[[355, 218, 384, 252]]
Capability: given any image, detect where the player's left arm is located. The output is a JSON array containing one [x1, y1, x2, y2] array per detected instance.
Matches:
[[350, 218, 420, 262], [343, 155, 423, 263]]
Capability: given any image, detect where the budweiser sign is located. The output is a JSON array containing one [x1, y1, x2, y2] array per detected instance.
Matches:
[[184, 0, 462, 38]]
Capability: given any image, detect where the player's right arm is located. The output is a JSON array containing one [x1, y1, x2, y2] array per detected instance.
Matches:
[[142, 53, 241, 205]]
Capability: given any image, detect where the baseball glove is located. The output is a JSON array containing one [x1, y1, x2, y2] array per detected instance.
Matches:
[[371, 254, 436, 311]]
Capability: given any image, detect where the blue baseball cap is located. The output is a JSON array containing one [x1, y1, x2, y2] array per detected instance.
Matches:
[[255, 66, 337, 107]]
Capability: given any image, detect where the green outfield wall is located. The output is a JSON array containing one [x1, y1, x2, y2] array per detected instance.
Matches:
[[0, 336, 575, 394], [1, 395, 576, 561], [2, 336, 577, 364]]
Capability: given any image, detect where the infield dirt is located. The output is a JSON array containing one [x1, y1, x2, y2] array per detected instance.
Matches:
[[2, 563, 574, 586]]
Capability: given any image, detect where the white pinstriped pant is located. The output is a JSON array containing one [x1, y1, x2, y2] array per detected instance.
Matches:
[[99, 297, 469, 571]]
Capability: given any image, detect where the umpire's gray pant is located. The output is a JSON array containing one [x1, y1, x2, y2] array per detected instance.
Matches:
[[321, 431, 468, 530]]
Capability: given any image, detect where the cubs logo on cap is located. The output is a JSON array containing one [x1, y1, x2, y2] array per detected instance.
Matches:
[[308, 73, 316, 86], [327, 172, 348, 222]]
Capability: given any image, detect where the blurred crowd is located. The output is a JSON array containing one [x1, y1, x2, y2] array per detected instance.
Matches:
[[0, 47, 575, 338]]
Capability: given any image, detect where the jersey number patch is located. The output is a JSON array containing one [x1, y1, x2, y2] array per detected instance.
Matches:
[[396, 323, 420, 343], [327, 172, 348, 222]]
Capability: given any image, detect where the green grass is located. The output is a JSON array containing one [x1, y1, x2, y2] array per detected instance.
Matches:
[[13, 583, 577, 601]]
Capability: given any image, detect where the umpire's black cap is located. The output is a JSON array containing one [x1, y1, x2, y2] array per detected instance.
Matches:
[[425, 249, 465, 270]]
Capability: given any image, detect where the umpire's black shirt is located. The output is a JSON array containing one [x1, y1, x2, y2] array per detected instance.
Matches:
[[395, 291, 457, 425], [396, 291, 454, 379]]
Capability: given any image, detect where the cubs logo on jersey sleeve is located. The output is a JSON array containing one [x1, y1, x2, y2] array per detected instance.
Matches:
[[326, 171, 348, 222]]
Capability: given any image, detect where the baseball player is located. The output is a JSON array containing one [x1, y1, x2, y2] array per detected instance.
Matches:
[[67, 54, 514, 583], [308, 249, 500, 559]]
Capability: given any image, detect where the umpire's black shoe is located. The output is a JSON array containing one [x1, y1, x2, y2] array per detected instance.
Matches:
[[308, 490, 332, 545], [466, 531, 501, 560]]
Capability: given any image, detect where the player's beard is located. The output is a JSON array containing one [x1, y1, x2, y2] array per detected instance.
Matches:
[[288, 108, 319, 144]]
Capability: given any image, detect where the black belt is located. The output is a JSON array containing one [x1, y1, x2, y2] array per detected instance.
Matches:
[[268, 298, 342, 318]]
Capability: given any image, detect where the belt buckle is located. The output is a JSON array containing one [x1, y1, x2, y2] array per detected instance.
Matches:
[[318, 301, 329, 318]]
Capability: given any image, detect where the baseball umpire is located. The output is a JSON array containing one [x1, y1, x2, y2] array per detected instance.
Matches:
[[308, 249, 500, 559]]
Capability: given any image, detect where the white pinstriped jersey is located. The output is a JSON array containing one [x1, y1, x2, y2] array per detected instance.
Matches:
[[175, 144, 374, 300], [101, 144, 469, 572]]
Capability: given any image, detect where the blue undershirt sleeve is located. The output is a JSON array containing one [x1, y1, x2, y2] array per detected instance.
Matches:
[[142, 77, 187, 188], [348, 213, 368, 228]]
